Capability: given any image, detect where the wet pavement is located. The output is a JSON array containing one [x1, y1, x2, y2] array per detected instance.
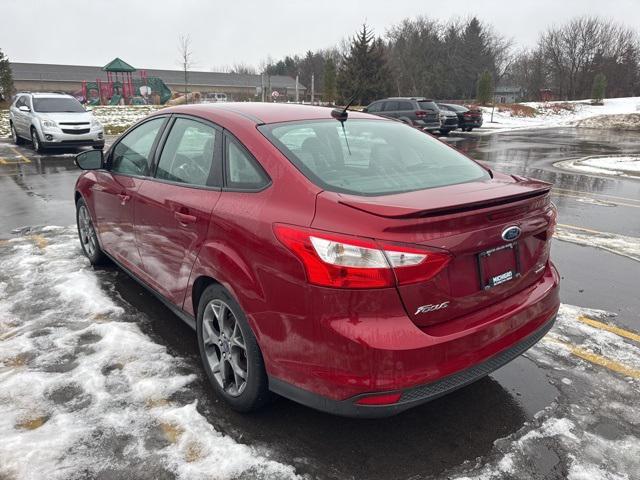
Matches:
[[0, 128, 639, 480]]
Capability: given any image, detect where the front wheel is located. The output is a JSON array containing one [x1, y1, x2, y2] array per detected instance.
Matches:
[[76, 198, 107, 265], [31, 128, 44, 153], [197, 284, 271, 412], [11, 123, 25, 145]]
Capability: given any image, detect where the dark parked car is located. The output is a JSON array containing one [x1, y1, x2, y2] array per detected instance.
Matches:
[[438, 103, 483, 131], [438, 107, 459, 135], [364, 97, 441, 133], [74, 103, 559, 417]]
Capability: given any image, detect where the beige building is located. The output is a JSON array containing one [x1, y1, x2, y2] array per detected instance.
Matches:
[[10, 62, 305, 102]]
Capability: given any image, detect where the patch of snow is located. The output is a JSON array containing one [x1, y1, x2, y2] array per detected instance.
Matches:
[[446, 304, 640, 480], [555, 225, 640, 262], [0, 226, 300, 480], [474, 97, 640, 135], [555, 155, 640, 179]]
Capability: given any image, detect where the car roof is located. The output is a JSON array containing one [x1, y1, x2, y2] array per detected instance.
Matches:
[[160, 102, 380, 125], [383, 97, 434, 102], [28, 92, 75, 98]]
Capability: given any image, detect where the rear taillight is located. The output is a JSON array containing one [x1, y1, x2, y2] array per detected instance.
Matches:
[[415, 110, 428, 118], [274, 225, 451, 289]]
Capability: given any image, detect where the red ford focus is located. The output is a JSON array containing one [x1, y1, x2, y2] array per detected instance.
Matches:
[[74, 103, 559, 417]]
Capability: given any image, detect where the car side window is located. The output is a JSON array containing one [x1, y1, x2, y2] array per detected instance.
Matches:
[[111, 117, 165, 176], [15, 96, 25, 108], [397, 101, 413, 111], [367, 102, 382, 113], [383, 101, 399, 111], [156, 118, 217, 187], [225, 136, 269, 190]]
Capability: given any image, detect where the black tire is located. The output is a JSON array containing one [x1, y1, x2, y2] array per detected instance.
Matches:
[[439, 129, 450, 136], [10, 122, 25, 145], [197, 284, 271, 412], [31, 128, 44, 153], [76, 198, 107, 266], [92, 145, 104, 150]]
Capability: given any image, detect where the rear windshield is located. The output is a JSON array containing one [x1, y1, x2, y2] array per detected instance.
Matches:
[[33, 98, 85, 113], [259, 119, 489, 196], [443, 104, 468, 112], [418, 101, 438, 111]]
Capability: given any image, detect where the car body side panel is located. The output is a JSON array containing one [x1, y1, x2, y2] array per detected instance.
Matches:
[[134, 180, 221, 306]]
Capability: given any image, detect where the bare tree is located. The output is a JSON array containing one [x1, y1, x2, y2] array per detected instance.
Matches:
[[177, 34, 195, 103]]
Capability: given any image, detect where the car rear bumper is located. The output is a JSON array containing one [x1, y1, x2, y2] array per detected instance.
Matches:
[[270, 311, 556, 418], [265, 261, 560, 417]]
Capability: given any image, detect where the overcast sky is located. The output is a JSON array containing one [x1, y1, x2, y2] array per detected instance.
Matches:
[[2, 0, 639, 71]]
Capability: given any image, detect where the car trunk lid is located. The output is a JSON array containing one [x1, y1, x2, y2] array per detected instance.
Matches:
[[311, 175, 555, 328]]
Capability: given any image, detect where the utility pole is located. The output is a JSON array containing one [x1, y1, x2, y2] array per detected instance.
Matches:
[[311, 74, 315, 105], [261, 74, 265, 102], [295, 74, 299, 103]]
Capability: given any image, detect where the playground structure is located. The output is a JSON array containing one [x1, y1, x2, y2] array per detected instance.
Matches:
[[81, 57, 172, 106]]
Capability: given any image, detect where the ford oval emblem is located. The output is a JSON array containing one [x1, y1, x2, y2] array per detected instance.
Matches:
[[502, 225, 521, 242]]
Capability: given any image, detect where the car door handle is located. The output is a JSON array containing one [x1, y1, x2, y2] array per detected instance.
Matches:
[[174, 211, 197, 225], [118, 193, 131, 205]]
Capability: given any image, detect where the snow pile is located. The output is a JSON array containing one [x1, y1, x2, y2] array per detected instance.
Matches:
[[555, 224, 640, 262], [447, 304, 640, 480], [0, 227, 300, 480], [555, 155, 640, 179], [575, 113, 640, 131], [478, 96, 640, 134]]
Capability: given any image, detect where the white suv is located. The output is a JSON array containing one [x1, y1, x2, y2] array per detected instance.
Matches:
[[9, 92, 104, 152]]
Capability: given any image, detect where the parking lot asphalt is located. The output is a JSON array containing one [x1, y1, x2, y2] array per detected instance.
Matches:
[[1, 128, 639, 479]]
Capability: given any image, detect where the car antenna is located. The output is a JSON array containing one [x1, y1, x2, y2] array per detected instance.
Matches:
[[331, 90, 360, 155]]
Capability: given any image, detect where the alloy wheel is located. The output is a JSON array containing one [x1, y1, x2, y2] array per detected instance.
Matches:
[[78, 205, 97, 257], [31, 130, 40, 151], [202, 299, 248, 397]]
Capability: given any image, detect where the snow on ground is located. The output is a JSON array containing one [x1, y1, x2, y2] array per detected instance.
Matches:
[[0, 110, 9, 138], [2, 226, 639, 479], [447, 304, 640, 480], [555, 224, 640, 262], [555, 156, 640, 179], [0, 227, 300, 480], [477, 97, 640, 134]]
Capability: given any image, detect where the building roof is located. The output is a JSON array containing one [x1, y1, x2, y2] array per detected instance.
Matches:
[[10, 62, 305, 90], [103, 57, 137, 72]]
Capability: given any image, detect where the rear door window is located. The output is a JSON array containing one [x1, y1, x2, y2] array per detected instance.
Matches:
[[383, 101, 399, 112], [224, 135, 270, 190], [155, 117, 218, 186]]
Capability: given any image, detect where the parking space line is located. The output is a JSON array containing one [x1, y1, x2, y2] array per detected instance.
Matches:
[[558, 223, 615, 235], [544, 336, 640, 379], [552, 191, 640, 209], [578, 315, 640, 343], [9, 147, 31, 164]]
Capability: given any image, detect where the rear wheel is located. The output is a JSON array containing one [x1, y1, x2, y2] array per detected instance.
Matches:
[[197, 284, 271, 412], [31, 128, 44, 153], [76, 198, 107, 265], [11, 123, 25, 145], [439, 129, 450, 136]]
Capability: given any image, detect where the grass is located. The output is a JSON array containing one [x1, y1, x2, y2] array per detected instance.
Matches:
[[496, 103, 539, 117]]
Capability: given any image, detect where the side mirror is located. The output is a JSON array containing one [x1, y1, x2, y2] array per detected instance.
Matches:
[[75, 149, 103, 170], [362, 107, 368, 113], [18, 105, 31, 112], [85, 106, 93, 112]]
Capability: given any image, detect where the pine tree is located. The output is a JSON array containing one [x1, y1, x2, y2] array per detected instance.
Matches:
[[477, 70, 493, 105], [337, 24, 391, 105], [591, 73, 607, 104], [323, 58, 337, 104], [0, 49, 14, 103]]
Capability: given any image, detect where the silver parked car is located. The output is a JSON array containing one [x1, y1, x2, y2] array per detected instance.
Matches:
[[9, 92, 105, 152]]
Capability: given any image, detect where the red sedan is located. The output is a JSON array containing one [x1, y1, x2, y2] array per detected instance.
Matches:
[[74, 103, 559, 417]]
